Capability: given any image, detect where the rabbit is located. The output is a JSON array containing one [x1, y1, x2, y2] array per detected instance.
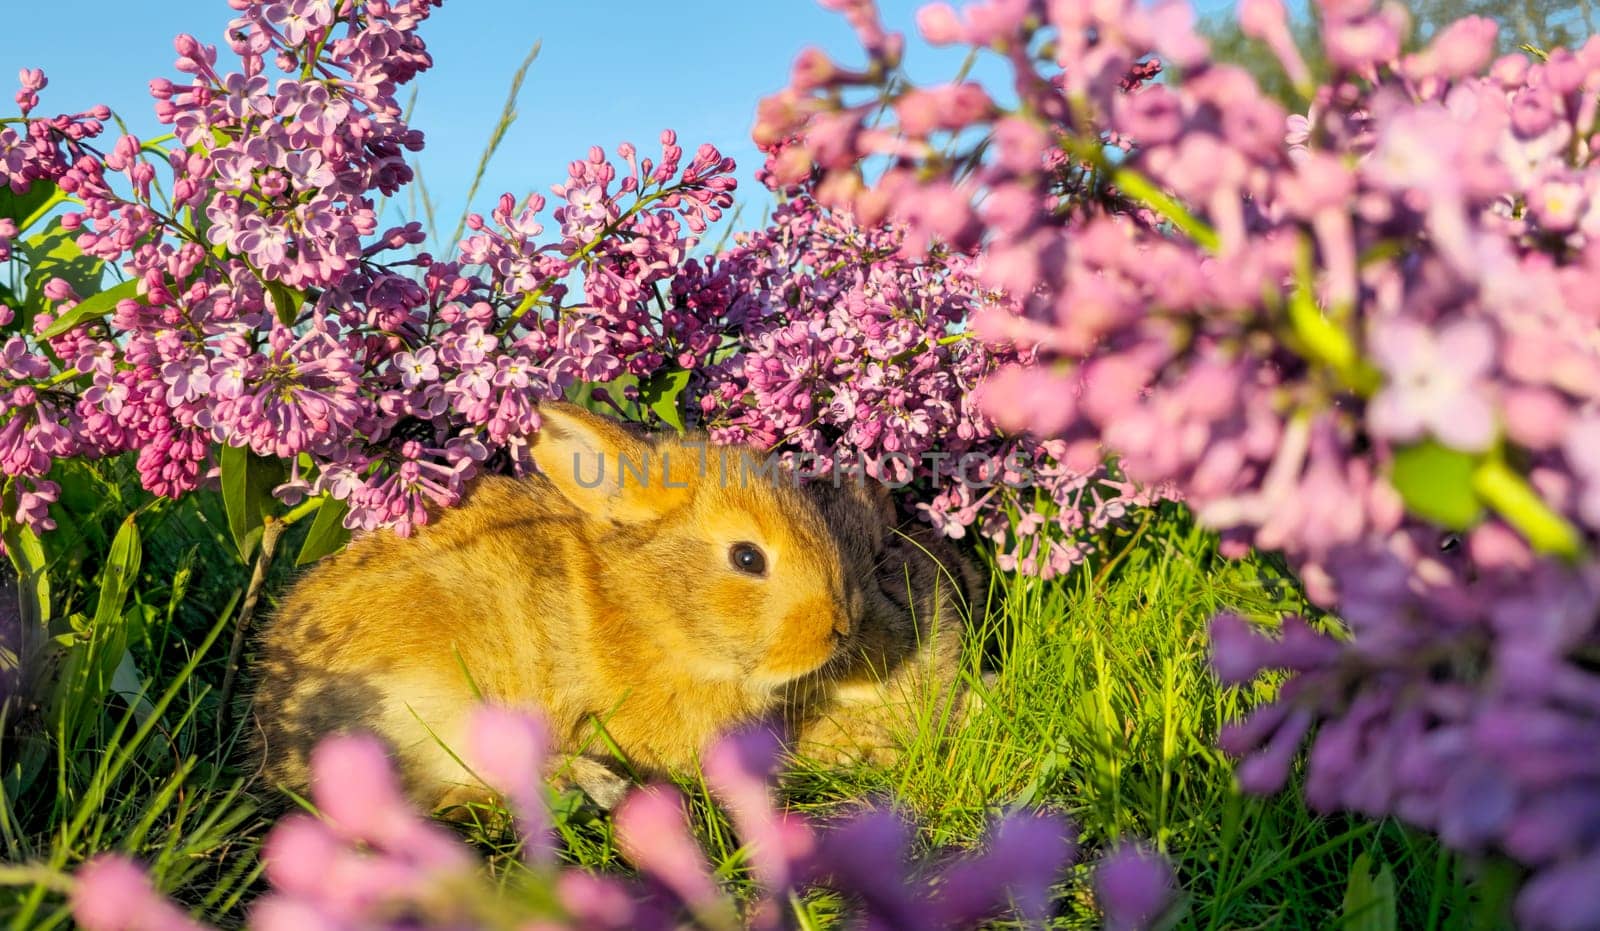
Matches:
[[251, 401, 864, 814], [783, 478, 990, 768]]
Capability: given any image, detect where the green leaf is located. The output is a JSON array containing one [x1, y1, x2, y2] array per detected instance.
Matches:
[[1109, 166, 1220, 252], [0, 180, 57, 227], [1341, 853, 1398, 931], [220, 444, 287, 563], [220, 443, 252, 562], [1389, 441, 1484, 531], [52, 515, 141, 744], [110, 647, 155, 730], [38, 278, 140, 338], [639, 367, 691, 433], [265, 280, 305, 327], [567, 374, 640, 417], [296, 495, 351, 566], [1286, 237, 1380, 394], [21, 218, 105, 302], [2, 520, 51, 629], [0, 729, 48, 802], [1473, 458, 1582, 558], [1003, 749, 1063, 813], [92, 516, 142, 633]]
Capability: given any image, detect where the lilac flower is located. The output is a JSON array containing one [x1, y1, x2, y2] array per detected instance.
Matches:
[[1, 337, 49, 379], [930, 812, 1079, 927], [60, 700, 1093, 928], [71, 855, 208, 931], [1529, 172, 1588, 233], [1239, 0, 1311, 90], [159, 357, 211, 406], [218, 73, 272, 121], [1515, 853, 1600, 931], [13, 477, 59, 532], [264, 0, 334, 46], [281, 150, 334, 190], [394, 346, 440, 388], [206, 328, 363, 460], [1404, 15, 1498, 81], [560, 183, 613, 240], [464, 705, 553, 864], [1094, 843, 1177, 931], [1564, 416, 1600, 530], [1368, 318, 1498, 452], [613, 786, 731, 921], [702, 726, 815, 898], [1324, 8, 1405, 72]]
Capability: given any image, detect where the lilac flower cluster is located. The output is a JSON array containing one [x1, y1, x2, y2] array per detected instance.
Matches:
[[69, 708, 1170, 930], [1, 74, 114, 532], [678, 192, 1159, 576], [0, 1, 738, 539], [2, 0, 1156, 581], [760, 0, 1600, 924]]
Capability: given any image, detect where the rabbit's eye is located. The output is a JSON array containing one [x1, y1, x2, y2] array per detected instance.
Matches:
[[728, 542, 767, 576]]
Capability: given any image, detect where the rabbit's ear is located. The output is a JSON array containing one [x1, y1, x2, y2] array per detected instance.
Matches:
[[531, 402, 684, 522], [862, 479, 898, 526], [836, 477, 898, 531]]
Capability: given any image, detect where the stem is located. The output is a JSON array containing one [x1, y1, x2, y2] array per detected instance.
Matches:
[[1091, 507, 1153, 591], [1286, 234, 1378, 395], [300, 19, 339, 82], [449, 40, 543, 249], [0, 865, 72, 893], [281, 495, 324, 527], [40, 367, 82, 388], [1472, 459, 1583, 558], [217, 517, 285, 729], [499, 186, 681, 336], [885, 329, 971, 367], [1108, 166, 1221, 252]]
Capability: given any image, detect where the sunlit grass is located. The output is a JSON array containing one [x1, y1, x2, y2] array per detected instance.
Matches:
[[0, 481, 1512, 929]]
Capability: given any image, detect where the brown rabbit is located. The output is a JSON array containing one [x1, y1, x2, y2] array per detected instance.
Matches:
[[785, 479, 990, 767], [251, 402, 862, 812]]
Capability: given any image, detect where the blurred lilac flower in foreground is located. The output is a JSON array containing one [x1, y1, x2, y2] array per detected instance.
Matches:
[[1094, 842, 1177, 931], [68, 712, 1120, 930], [71, 856, 208, 931], [1367, 318, 1498, 453]]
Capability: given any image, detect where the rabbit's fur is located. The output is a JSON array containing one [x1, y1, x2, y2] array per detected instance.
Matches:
[[787, 480, 989, 767], [252, 403, 862, 812]]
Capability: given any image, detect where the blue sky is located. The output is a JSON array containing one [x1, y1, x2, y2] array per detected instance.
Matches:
[[0, 1, 1236, 240]]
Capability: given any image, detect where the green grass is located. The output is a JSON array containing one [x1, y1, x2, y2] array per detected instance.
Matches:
[[772, 506, 1513, 929], [0, 467, 1517, 929]]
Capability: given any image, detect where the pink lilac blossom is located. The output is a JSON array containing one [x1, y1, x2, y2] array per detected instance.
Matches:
[[71, 855, 209, 931], [677, 191, 1157, 575], [3, 0, 1141, 574], [0, 3, 739, 540], [70, 715, 1102, 930], [759, 0, 1600, 925]]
